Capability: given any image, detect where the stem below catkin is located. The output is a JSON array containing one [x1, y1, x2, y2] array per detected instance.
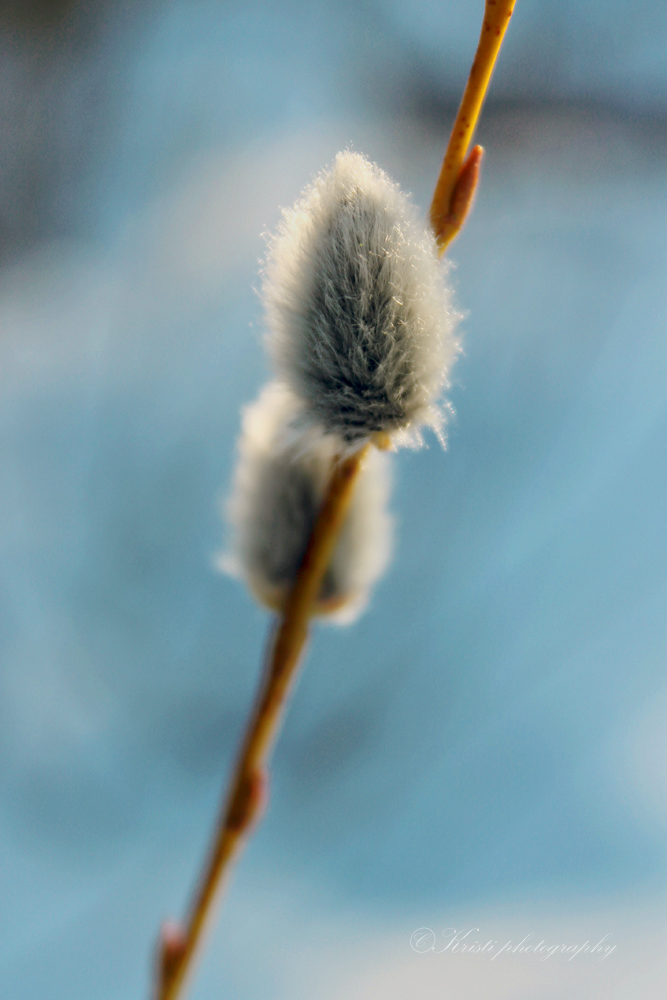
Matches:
[[155, 445, 369, 1000]]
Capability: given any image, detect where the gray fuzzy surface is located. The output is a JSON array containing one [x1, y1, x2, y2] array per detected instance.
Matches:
[[263, 151, 461, 447], [222, 383, 393, 623]]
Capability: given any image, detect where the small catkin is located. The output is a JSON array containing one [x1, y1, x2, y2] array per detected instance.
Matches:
[[263, 150, 461, 448], [222, 383, 393, 622]]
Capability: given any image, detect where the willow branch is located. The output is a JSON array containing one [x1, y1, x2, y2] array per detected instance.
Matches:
[[430, 0, 515, 252], [155, 444, 369, 1000], [153, 3, 519, 994]]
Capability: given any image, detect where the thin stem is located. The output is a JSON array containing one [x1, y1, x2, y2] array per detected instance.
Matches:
[[155, 444, 369, 1000], [430, 0, 515, 252]]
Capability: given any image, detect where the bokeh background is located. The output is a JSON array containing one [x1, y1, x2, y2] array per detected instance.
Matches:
[[2, 1, 667, 997]]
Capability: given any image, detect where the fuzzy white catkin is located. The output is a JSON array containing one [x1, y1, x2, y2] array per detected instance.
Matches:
[[263, 150, 461, 448], [222, 383, 393, 623]]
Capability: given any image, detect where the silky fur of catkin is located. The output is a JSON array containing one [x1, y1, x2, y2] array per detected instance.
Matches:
[[263, 150, 461, 448], [222, 383, 393, 623]]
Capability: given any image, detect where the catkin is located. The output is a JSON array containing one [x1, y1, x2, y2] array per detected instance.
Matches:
[[263, 150, 461, 448], [222, 383, 392, 622]]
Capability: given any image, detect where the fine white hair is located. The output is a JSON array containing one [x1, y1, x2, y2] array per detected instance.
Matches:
[[263, 150, 461, 448], [221, 383, 393, 623]]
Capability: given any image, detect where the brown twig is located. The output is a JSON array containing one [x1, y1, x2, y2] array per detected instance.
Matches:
[[430, 0, 515, 253], [155, 444, 369, 1000]]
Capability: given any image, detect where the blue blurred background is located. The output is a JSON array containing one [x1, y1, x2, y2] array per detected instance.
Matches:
[[1, 1, 667, 997]]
